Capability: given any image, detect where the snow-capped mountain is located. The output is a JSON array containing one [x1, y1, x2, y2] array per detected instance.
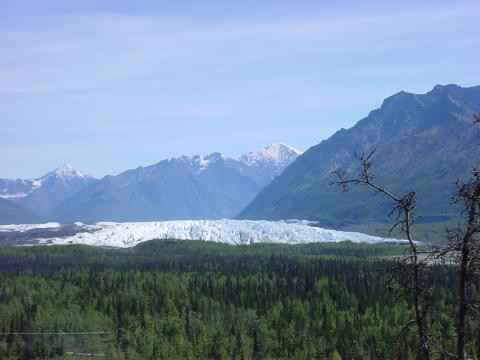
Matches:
[[51, 145, 300, 223], [164, 144, 301, 177], [47, 163, 89, 180], [0, 220, 407, 248], [0, 164, 91, 200], [0, 164, 97, 218], [0, 145, 299, 224], [239, 143, 302, 171]]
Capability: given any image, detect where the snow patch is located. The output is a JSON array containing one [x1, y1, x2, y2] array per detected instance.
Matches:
[[0, 192, 29, 199], [31, 180, 42, 189], [193, 155, 211, 173], [0, 179, 44, 199]]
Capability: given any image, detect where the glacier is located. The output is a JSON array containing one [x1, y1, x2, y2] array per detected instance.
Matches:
[[0, 222, 61, 232], [0, 220, 408, 248]]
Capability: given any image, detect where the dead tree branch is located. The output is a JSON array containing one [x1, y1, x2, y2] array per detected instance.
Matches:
[[330, 149, 432, 359]]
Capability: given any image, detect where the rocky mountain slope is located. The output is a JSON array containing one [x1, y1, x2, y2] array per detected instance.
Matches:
[[237, 84, 480, 235]]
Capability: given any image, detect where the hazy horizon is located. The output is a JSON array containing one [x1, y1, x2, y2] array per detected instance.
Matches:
[[1, 0, 479, 178]]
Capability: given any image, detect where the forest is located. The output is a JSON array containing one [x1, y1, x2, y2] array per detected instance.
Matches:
[[0, 240, 478, 359]]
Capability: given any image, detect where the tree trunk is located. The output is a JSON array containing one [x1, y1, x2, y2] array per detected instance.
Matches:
[[457, 244, 468, 360], [457, 194, 478, 360]]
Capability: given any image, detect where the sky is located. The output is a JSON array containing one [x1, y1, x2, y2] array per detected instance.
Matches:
[[1, 0, 479, 179]]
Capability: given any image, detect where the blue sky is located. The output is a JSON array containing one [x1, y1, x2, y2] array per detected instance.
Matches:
[[1, 0, 479, 179]]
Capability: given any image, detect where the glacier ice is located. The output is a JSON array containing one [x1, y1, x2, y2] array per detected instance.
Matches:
[[0, 219, 408, 248], [0, 222, 61, 232]]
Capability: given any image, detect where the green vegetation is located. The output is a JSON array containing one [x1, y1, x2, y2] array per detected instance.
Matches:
[[0, 240, 478, 359], [355, 220, 455, 244]]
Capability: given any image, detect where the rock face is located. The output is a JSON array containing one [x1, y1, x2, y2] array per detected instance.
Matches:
[[50, 144, 300, 223], [237, 84, 480, 230]]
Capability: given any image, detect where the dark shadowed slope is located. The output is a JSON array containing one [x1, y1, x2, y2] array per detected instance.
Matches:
[[0, 198, 46, 224]]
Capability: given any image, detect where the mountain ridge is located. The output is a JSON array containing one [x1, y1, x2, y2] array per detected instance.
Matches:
[[0, 164, 97, 218], [0, 144, 300, 224], [51, 144, 300, 223], [237, 84, 480, 237]]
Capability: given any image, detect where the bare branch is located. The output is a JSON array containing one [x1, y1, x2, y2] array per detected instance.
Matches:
[[330, 147, 432, 359]]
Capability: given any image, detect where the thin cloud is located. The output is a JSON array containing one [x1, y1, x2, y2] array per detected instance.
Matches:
[[1, 1, 479, 178], [1, 4, 478, 94]]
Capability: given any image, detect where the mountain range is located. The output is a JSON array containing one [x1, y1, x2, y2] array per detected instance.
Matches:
[[238, 84, 480, 236], [1, 164, 97, 217], [2, 84, 479, 236], [0, 144, 300, 224]]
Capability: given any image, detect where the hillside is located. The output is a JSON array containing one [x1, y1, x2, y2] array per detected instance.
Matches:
[[0, 198, 46, 225], [237, 84, 480, 238]]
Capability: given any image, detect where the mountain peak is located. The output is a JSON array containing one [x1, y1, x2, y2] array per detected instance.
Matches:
[[431, 83, 460, 93], [204, 152, 227, 161], [189, 152, 228, 172], [265, 143, 302, 156], [238, 84, 480, 227], [379, 84, 474, 114], [49, 164, 89, 180], [239, 143, 302, 168], [171, 152, 229, 166]]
